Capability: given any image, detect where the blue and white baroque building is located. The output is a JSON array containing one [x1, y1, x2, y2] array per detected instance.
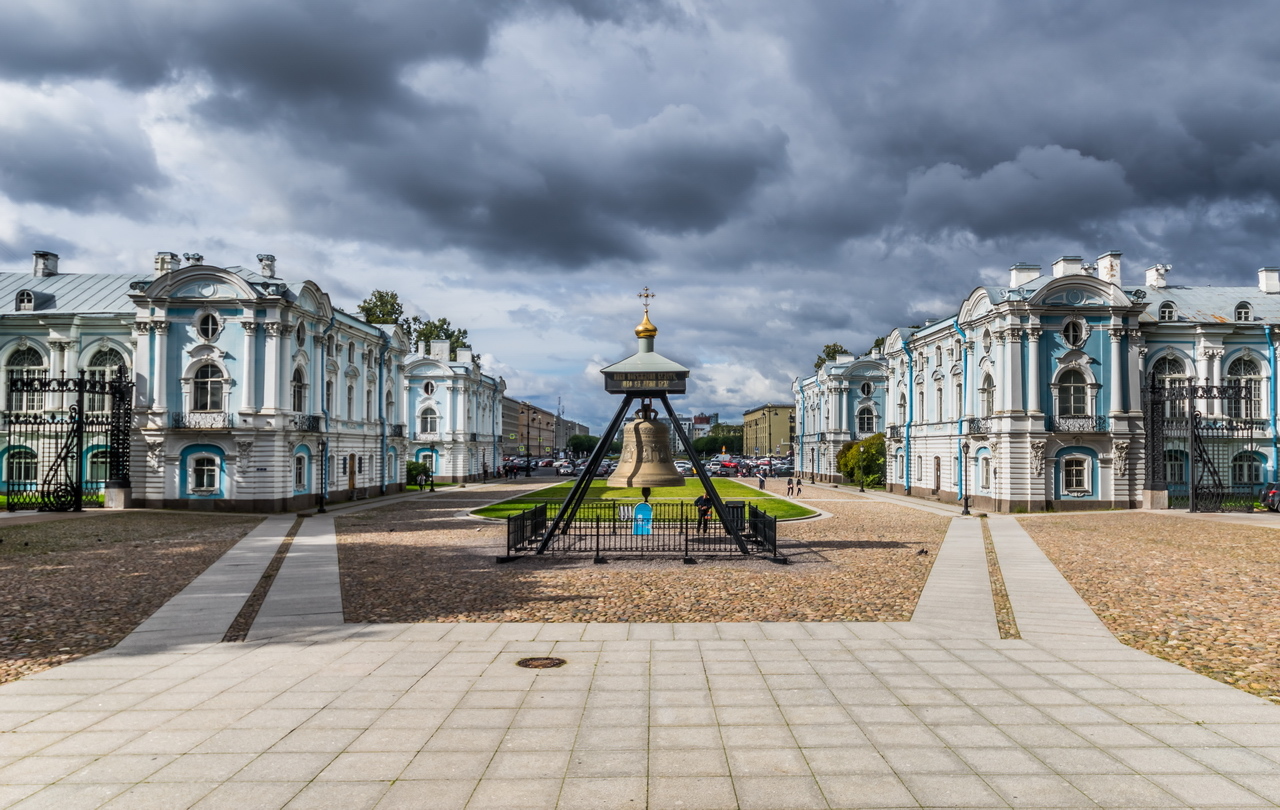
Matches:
[[796, 252, 1280, 511], [792, 352, 888, 480], [403, 340, 505, 482], [1, 251, 505, 511]]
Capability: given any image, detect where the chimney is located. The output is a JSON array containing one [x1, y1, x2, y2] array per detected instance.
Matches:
[[1096, 251, 1122, 285], [1146, 264, 1170, 288], [32, 251, 58, 277], [430, 340, 450, 361], [1051, 256, 1083, 277], [1009, 262, 1041, 287], [456, 347, 473, 365], [414, 341, 423, 356], [1260, 267, 1280, 294], [256, 253, 276, 278], [154, 252, 180, 276]]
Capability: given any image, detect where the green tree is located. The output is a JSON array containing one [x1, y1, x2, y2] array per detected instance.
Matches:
[[404, 315, 475, 364], [814, 342, 848, 371], [694, 434, 742, 455], [357, 290, 404, 324], [837, 433, 886, 487], [708, 422, 742, 437], [567, 434, 600, 456]]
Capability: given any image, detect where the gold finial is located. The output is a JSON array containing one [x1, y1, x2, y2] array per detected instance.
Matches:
[[635, 287, 658, 338]]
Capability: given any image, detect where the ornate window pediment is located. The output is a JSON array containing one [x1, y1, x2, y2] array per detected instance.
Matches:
[[1042, 287, 1107, 307]]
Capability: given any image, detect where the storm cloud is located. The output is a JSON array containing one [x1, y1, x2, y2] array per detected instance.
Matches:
[[2, 0, 1280, 425]]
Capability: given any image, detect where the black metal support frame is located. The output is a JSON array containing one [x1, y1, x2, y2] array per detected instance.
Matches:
[[535, 392, 749, 555]]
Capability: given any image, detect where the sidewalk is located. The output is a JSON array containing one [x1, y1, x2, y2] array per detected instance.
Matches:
[[0, 491, 1278, 808]]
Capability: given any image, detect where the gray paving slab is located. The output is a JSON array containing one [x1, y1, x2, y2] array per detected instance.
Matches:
[[247, 515, 343, 641], [910, 517, 998, 638], [112, 515, 291, 651]]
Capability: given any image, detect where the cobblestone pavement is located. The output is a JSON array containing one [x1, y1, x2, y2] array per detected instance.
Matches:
[[0, 488, 1277, 809]]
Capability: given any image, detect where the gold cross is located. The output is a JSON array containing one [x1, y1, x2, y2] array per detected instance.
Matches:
[[637, 287, 655, 311]]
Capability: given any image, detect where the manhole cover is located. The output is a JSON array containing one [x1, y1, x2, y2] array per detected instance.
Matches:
[[516, 657, 567, 669]]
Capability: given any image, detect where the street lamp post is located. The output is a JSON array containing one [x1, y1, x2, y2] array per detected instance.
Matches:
[[961, 441, 972, 516], [317, 439, 328, 514]]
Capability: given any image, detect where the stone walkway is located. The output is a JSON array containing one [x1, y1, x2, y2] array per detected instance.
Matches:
[[1, 489, 1278, 808]]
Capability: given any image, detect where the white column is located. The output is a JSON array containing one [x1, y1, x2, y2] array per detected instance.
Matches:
[[133, 323, 151, 408], [1026, 329, 1041, 414], [240, 321, 257, 412], [1209, 349, 1224, 416], [262, 322, 280, 411], [963, 341, 975, 418], [1127, 329, 1144, 415], [1008, 327, 1024, 414], [1109, 329, 1124, 414], [1195, 342, 1210, 416], [153, 323, 169, 411], [995, 333, 1007, 414]]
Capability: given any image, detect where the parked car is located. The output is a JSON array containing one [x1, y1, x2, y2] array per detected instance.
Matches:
[[1262, 481, 1280, 511]]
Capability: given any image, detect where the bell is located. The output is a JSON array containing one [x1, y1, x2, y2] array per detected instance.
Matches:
[[608, 406, 685, 488]]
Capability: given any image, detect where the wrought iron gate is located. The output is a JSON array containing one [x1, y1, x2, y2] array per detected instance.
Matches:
[[4, 366, 133, 512], [1144, 380, 1265, 512]]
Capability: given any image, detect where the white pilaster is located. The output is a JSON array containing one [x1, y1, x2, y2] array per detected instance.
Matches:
[[1026, 329, 1041, 414], [241, 321, 258, 413], [1109, 329, 1124, 414], [263, 322, 281, 411], [1008, 327, 1024, 414], [153, 323, 169, 411]]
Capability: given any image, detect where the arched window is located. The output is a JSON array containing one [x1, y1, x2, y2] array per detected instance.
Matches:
[[420, 408, 439, 434], [6, 448, 37, 483], [192, 457, 218, 491], [325, 380, 334, 412], [365, 389, 372, 420], [1057, 370, 1087, 416], [1151, 355, 1188, 417], [857, 407, 875, 434], [980, 374, 995, 418], [897, 394, 907, 424], [1226, 357, 1261, 419], [1235, 302, 1252, 322], [294, 455, 306, 490], [1232, 452, 1262, 485], [934, 346, 942, 367], [7, 347, 46, 412], [385, 390, 394, 422], [196, 313, 219, 340], [291, 368, 307, 413], [1158, 301, 1176, 322], [346, 384, 354, 417], [192, 364, 224, 411], [16, 291, 34, 311], [981, 456, 991, 489], [88, 450, 109, 482], [935, 386, 943, 421], [347, 343, 354, 363], [1164, 450, 1187, 484], [86, 348, 126, 412], [954, 381, 963, 416]]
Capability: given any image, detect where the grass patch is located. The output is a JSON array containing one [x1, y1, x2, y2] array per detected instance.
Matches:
[[472, 478, 817, 520]]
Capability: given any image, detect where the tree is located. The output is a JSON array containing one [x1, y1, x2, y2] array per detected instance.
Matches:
[[837, 432, 886, 487], [404, 315, 475, 364], [814, 342, 848, 371], [357, 290, 404, 324], [567, 434, 599, 456], [694, 434, 742, 455], [708, 422, 742, 437]]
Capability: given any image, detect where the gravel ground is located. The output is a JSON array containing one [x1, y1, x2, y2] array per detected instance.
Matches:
[[1019, 512, 1280, 701], [337, 482, 948, 623], [0, 512, 261, 684]]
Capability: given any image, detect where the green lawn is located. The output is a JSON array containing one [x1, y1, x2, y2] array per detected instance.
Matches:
[[472, 478, 816, 520]]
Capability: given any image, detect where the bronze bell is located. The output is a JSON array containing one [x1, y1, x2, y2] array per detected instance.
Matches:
[[608, 405, 685, 488]]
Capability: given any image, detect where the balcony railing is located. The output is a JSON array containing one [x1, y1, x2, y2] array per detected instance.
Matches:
[[289, 413, 321, 432], [887, 425, 902, 439], [390, 423, 406, 438], [172, 412, 235, 429], [965, 417, 990, 435], [1047, 415, 1108, 433]]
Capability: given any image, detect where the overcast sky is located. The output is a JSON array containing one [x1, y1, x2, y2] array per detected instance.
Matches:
[[3, 1, 1279, 430]]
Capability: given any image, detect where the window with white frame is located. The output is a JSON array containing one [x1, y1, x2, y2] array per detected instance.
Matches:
[[934, 346, 942, 367], [294, 455, 306, 490], [896, 454, 904, 481], [291, 368, 307, 412], [915, 455, 921, 481], [897, 394, 906, 424], [1158, 301, 1176, 322], [935, 386, 943, 421], [365, 389, 372, 419], [954, 382, 962, 416], [16, 290, 34, 311], [1151, 356, 1187, 417], [86, 348, 126, 412], [192, 364, 225, 411], [192, 456, 218, 491], [917, 390, 924, 419], [325, 380, 334, 412], [1062, 456, 1088, 494], [7, 347, 46, 412], [346, 384, 354, 417], [1062, 319, 1085, 348], [857, 407, 875, 434], [1235, 302, 1252, 322], [1057, 370, 1088, 416], [6, 448, 37, 483], [347, 343, 354, 363], [980, 456, 990, 489], [88, 450, 109, 483], [1164, 449, 1187, 484], [295, 321, 306, 345], [980, 374, 995, 417], [420, 408, 439, 434], [860, 381, 873, 396], [1226, 357, 1262, 419], [196, 313, 219, 340], [387, 453, 396, 482], [1232, 452, 1262, 485]]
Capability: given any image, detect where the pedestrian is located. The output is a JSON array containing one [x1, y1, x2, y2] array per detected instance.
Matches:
[[757, 469, 766, 490], [786, 476, 794, 497], [416, 472, 426, 489], [694, 490, 713, 534], [795, 479, 802, 497]]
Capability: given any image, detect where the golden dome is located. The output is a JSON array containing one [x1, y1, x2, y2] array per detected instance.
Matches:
[[635, 309, 658, 339]]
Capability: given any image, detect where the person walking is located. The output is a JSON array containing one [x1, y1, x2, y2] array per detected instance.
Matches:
[[786, 476, 794, 497], [694, 490, 713, 534], [795, 478, 803, 497], [757, 469, 766, 490]]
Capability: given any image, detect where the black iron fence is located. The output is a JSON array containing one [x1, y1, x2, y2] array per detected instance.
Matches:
[[505, 500, 782, 561], [289, 413, 321, 431]]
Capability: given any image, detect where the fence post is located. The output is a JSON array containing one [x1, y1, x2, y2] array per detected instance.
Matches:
[[73, 370, 86, 512]]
